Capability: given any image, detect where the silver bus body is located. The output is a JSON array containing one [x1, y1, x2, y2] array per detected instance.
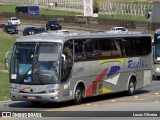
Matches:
[[10, 32, 152, 104]]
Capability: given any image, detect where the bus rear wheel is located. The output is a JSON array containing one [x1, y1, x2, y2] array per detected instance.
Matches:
[[127, 78, 136, 96], [73, 86, 83, 105]]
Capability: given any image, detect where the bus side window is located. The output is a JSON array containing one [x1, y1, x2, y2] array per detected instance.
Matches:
[[74, 40, 84, 61], [114, 39, 126, 57], [99, 39, 112, 59], [111, 40, 122, 58], [123, 38, 135, 57]]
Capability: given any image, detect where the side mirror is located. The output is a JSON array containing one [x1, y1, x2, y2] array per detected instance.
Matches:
[[61, 54, 66, 62], [61, 54, 67, 68]]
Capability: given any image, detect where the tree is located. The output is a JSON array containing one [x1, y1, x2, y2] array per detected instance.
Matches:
[[93, 0, 99, 13]]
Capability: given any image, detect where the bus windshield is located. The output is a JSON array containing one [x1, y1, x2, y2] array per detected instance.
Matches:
[[28, 6, 39, 14], [10, 42, 61, 85]]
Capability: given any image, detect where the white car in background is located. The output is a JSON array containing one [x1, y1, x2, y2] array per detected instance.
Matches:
[[56, 29, 69, 34], [8, 17, 21, 26], [111, 27, 128, 32]]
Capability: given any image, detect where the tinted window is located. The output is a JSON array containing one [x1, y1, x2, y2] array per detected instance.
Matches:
[[16, 7, 28, 13], [116, 28, 126, 31], [12, 18, 19, 20], [5, 25, 17, 29], [29, 6, 39, 11], [73, 37, 151, 62], [123, 37, 151, 57], [25, 27, 35, 31], [49, 21, 60, 24]]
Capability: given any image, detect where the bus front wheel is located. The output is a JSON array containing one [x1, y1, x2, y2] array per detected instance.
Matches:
[[73, 86, 83, 105], [127, 78, 136, 96]]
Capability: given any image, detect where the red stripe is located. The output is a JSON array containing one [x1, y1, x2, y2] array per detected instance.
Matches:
[[86, 68, 108, 96]]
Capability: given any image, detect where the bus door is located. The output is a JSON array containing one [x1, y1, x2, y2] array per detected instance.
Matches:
[[60, 40, 74, 100]]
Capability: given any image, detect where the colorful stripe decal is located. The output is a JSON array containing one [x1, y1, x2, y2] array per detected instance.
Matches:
[[100, 58, 125, 65], [107, 66, 121, 77], [99, 87, 112, 94], [104, 74, 120, 85], [86, 68, 108, 96]]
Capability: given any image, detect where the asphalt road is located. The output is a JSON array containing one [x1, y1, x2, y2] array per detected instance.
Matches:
[[15, 24, 88, 37], [0, 79, 160, 120], [0, 78, 160, 111]]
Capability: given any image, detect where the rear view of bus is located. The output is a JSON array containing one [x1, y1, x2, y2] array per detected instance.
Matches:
[[15, 6, 39, 15]]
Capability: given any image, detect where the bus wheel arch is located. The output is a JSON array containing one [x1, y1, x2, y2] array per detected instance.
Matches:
[[127, 75, 137, 96], [73, 81, 85, 104]]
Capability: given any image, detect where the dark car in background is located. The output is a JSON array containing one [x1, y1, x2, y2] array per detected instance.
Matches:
[[4, 24, 18, 34], [0, 23, 5, 31], [33, 27, 47, 34], [23, 27, 36, 36], [23, 27, 47, 36], [46, 20, 62, 30]]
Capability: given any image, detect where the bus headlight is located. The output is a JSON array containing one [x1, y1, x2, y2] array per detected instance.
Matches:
[[45, 89, 59, 93]]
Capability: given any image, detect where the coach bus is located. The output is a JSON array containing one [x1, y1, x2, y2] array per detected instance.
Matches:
[[15, 6, 39, 15], [153, 29, 160, 76], [9, 32, 152, 105]]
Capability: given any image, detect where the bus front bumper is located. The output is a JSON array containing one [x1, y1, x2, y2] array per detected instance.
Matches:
[[10, 92, 60, 102]]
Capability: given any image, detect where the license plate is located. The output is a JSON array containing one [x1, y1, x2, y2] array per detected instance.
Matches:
[[27, 96, 36, 100]]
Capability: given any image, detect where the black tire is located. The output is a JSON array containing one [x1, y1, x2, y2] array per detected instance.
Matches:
[[127, 78, 136, 96], [73, 86, 83, 105], [31, 101, 41, 106]]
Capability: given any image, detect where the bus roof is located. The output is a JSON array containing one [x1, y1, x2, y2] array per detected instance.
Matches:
[[16, 31, 151, 43]]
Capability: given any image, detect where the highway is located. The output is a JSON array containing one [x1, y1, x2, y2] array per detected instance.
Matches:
[[14, 24, 88, 37], [1, 24, 160, 119]]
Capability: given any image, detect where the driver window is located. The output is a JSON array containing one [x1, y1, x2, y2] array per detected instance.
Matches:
[[61, 40, 73, 82]]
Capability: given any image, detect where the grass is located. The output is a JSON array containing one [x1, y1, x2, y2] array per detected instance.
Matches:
[[0, 31, 17, 101], [0, 71, 10, 100], [0, 4, 17, 13], [0, 4, 80, 16], [40, 9, 80, 16]]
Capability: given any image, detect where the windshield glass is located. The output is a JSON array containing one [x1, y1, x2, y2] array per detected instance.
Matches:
[[49, 21, 60, 24], [117, 28, 126, 31], [6, 25, 17, 29], [155, 35, 160, 58], [29, 6, 39, 11], [10, 42, 61, 85], [12, 18, 18, 20]]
